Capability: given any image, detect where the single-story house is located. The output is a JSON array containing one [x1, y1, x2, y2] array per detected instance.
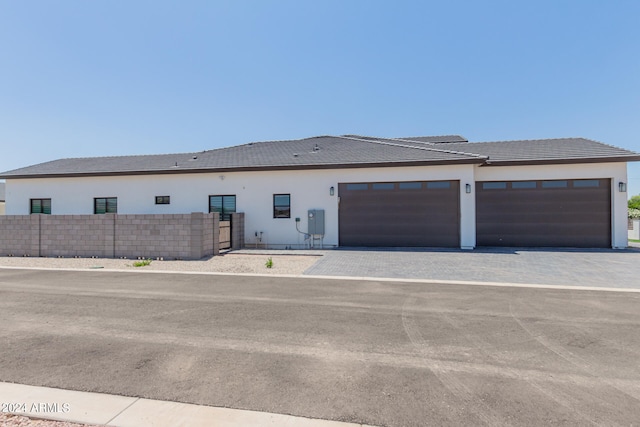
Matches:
[[1, 134, 639, 249]]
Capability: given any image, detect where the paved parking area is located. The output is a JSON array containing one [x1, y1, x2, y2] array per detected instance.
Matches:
[[304, 248, 640, 289]]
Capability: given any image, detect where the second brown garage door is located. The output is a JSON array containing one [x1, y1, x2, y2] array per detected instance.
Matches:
[[338, 180, 460, 247], [476, 179, 611, 247]]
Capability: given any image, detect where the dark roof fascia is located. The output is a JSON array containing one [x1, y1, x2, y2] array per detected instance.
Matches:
[[0, 158, 487, 180], [480, 156, 640, 167]]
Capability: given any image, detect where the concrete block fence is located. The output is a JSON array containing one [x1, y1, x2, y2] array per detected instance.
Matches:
[[0, 212, 235, 259], [41, 214, 115, 258], [0, 215, 39, 256]]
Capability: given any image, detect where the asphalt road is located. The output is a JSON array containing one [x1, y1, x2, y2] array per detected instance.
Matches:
[[0, 269, 639, 427]]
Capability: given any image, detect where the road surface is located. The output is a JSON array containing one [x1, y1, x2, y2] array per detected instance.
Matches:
[[0, 268, 639, 426]]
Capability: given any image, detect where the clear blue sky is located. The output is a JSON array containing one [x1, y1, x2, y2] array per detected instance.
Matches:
[[1, 1, 639, 196]]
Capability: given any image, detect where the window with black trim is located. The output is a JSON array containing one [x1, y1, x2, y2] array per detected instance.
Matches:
[[273, 194, 291, 218], [155, 196, 170, 205], [30, 198, 51, 214], [94, 197, 117, 214], [209, 195, 236, 221]]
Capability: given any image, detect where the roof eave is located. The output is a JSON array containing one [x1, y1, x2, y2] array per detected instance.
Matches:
[[480, 156, 640, 167], [0, 158, 486, 179]]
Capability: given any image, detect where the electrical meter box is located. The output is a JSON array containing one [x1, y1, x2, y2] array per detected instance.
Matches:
[[307, 209, 325, 235]]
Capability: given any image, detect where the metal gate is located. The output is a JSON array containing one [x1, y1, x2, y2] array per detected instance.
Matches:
[[219, 219, 231, 250]]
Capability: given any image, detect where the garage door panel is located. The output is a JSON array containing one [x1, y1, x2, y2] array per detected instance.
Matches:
[[481, 232, 609, 247], [341, 212, 458, 223], [341, 204, 454, 216], [477, 211, 611, 223], [340, 216, 458, 234], [479, 233, 607, 247], [343, 194, 458, 205], [339, 181, 460, 247], [478, 197, 610, 211], [340, 231, 458, 247], [480, 222, 609, 234], [476, 179, 611, 247]]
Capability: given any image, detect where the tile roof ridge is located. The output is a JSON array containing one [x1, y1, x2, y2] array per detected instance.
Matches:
[[393, 135, 469, 144], [338, 135, 487, 160], [471, 137, 589, 144], [234, 135, 335, 147]]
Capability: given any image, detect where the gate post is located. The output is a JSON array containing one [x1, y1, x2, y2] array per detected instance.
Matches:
[[231, 212, 245, 250], [213, 212, 220, 256], [190, 212, 204, 259]]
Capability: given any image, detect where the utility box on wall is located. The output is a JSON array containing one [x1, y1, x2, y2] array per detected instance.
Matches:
[[308, 209, 325, 235]]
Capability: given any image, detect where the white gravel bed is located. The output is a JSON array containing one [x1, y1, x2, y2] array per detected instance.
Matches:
[[0, 253, 321, 275], [0, 413, 95, 427]]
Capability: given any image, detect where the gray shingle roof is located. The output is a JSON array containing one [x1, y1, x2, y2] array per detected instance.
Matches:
[[0, 136, 483, 178], [1, 135, 638, 179], [428, 138, 640, 165]]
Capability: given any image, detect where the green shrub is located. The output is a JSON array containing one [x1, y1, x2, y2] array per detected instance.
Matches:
[[133, 258, 152, 267], [629, 208, 640, 219], [265, 257, 273, 269]]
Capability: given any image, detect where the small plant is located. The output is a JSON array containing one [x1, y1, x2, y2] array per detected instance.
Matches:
[[133, 258, 152, 267], [265, 257, 273, 269]]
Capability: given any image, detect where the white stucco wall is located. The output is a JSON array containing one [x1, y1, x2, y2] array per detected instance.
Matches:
[[4, 164, 477, 248], [5, 161, 629, 249], [0, 202, 5, 215], [474, 162, 629, 249]]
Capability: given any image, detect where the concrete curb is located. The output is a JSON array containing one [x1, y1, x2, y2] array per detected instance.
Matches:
[[0, 382, 374, 427], [1, 265, 639, 293]]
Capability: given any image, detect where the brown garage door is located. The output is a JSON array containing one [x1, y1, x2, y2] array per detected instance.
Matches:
[[476, 179, 611, 247], [338, 181, 460, 247]]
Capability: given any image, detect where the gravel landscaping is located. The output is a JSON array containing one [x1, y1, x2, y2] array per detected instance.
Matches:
[[0, 413, 96, 427], [0, 252, 322, 275]]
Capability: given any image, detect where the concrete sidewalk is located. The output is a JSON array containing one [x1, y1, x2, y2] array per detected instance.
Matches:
[[0, 382, 373, 427]]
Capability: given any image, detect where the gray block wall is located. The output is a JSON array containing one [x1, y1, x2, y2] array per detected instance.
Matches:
[[231, 212, 245, 250], [41, 214, 115, 258], [0, 212, 228, 259], [0, 215, 39, 256], [116, 214, 192, 259]]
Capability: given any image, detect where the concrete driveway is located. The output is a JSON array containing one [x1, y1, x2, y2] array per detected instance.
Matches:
[[1, 268, 639, 426], [303, 247, 640, 288]]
